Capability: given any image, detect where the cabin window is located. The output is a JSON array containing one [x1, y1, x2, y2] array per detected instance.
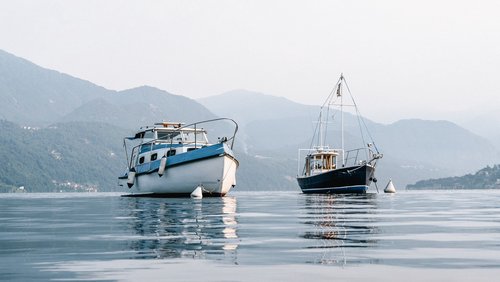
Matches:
[[313, 160, 322, 169], [139, 156, 145, 164], [157, 131, 179, 142], [167, 149, 176, 157], [144, 130, 155, 139], [151, 153, 157, 161], [187, 148, 198, 152]]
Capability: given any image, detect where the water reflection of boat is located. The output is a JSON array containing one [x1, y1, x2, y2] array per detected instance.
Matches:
[[123, 196, 238, 261], [300, 194, 378, 265]]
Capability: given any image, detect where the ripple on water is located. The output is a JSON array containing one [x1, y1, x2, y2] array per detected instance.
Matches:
[[1, 191, 500, 281]]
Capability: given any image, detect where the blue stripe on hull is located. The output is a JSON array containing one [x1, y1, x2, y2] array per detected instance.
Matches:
[[139, 143, 182, 154], [301, 185, 369, 194]]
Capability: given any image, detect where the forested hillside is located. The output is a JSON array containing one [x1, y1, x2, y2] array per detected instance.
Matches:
[[407, 165, 500, 190], [0, 120, 127, 192]]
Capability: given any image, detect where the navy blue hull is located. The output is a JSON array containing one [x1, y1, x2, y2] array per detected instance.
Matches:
[[297, 164, 374, 194]]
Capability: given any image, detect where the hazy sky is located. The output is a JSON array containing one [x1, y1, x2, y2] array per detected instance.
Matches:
[[1, 0, 499, 123]]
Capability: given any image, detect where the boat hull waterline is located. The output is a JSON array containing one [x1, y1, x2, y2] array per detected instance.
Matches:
[[297, 164, 374, 194]]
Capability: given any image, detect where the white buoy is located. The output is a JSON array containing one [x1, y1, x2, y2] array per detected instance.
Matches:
[[158, 156, 167, 177], [190, 186, 203, 199], [384, 179, 396, 193], [127, 169, 136, 188]]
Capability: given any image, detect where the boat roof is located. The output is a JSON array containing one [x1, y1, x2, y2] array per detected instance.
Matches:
[[308, 151, 339, 157], [154, 121, 184, 128], [126, 122, 207, 140], [300, 147, 340, 157]]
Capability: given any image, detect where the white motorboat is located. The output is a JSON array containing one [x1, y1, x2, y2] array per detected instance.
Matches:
[[119, 118, 239, 197]]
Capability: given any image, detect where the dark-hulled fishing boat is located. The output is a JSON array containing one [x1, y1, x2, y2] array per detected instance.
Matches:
[[297, 74, 382, 194]]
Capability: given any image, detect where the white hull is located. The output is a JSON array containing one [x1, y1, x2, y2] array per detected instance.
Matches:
[[126, 155, 238, 196]]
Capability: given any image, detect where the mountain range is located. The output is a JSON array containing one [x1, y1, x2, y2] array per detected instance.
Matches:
[[0, 49, 498, 192], [0, 50, 110, 126]]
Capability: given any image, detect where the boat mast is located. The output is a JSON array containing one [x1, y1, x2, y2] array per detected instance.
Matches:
[[339, 74, 345, 166], [319, 110, 323, 149]]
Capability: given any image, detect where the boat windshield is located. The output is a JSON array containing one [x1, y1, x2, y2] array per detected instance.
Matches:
[[155, 130, 208, 144], [182, 131, 208, 144], [157, 131, 180, 142], [142, 130, 155, 143]]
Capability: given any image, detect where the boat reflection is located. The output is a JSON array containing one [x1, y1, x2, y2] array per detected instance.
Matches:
[[300, 193, 379, 265], [123, 196, 238, 262]]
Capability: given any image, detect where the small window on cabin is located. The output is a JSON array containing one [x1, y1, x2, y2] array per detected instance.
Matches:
[[187, 148, 198, 152], [139, 156, 145, 164], [144, 130, 155, 139], [151, 153, 157, 161], [167, 149, 176, 157]]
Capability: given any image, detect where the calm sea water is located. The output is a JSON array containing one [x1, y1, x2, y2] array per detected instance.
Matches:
[[1, 190, 500, 281]]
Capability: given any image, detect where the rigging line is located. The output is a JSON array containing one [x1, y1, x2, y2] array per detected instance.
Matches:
[[361, 116, 380, 154], [342, 76, 368, 160], [355, 108, 369, 161], [309, 77, 341, 150], [309, 118, 320, 150], [343, 76, 379, 155], [343, 80, 379, 153], [324, 98, 331, 148], [319, 77, 342, 148], [303, 78, 342, 174], [323, 84, 342, 148], [322, 78, 343, 148], [320, 76, 343, 109], [304, 112, 322, 175]]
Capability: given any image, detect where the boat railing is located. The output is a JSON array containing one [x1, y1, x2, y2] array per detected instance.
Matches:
[[175, 118, 238, 149], [344, 148, 363, 167], [343, 147, 378, 167], [124, 118, 238, 170]]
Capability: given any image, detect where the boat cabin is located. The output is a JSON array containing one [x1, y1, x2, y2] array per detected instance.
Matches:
[[133, 125, 209, 146], [128, 122, 210, 168], [304, 150, 339, 176]]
